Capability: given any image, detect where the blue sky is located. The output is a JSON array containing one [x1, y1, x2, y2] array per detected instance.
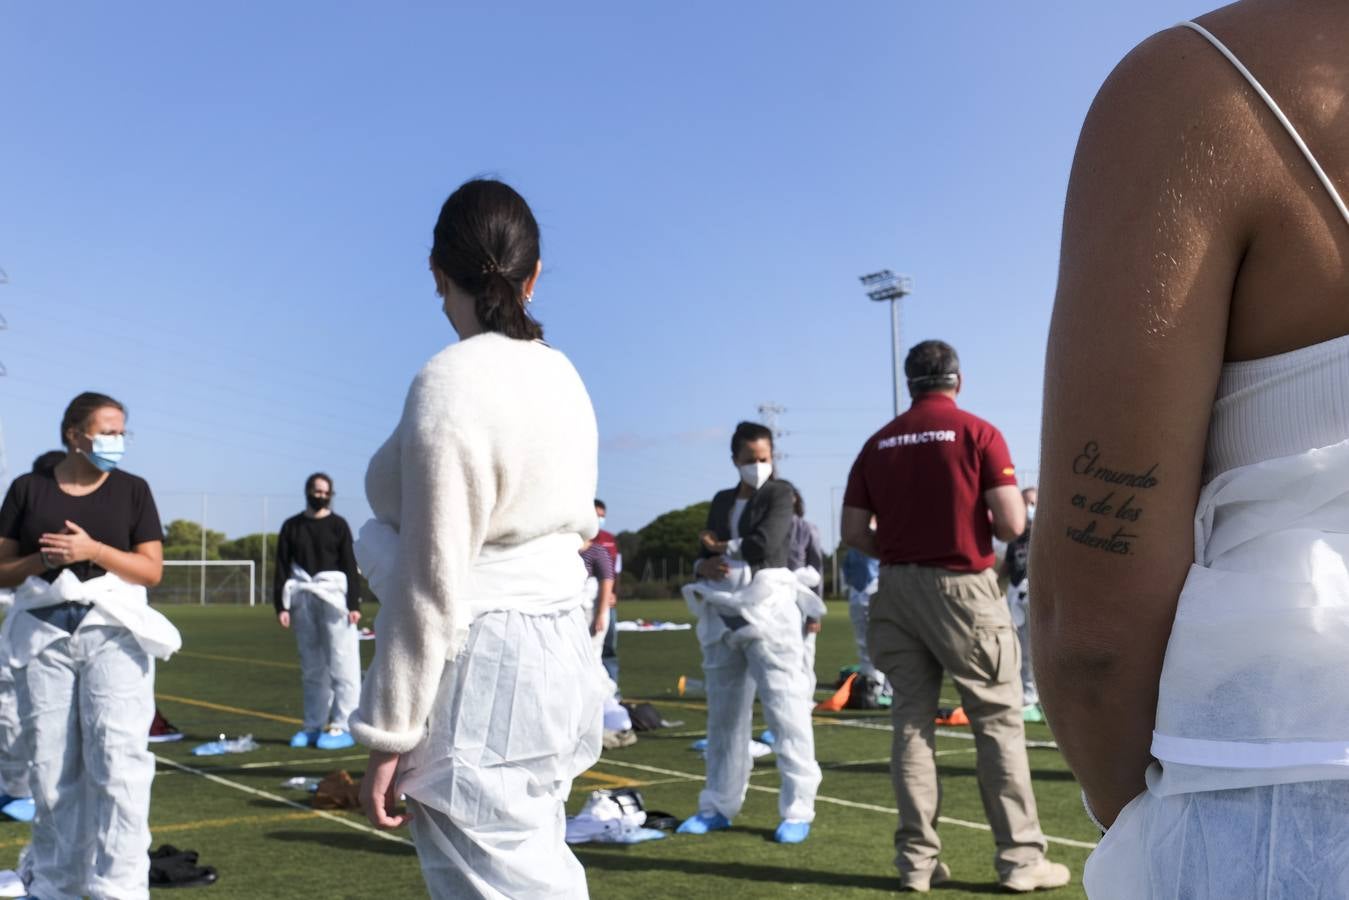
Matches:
[[1, 1, 1207, 550]]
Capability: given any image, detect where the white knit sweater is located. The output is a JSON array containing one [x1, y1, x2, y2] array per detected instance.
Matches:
[[349, 332, 599, 754]]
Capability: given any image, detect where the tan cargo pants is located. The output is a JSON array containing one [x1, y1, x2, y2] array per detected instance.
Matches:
[[868, 564, 1048, 881]]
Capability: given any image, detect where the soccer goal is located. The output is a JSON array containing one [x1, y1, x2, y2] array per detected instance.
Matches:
[[155, 560, 257, 606]]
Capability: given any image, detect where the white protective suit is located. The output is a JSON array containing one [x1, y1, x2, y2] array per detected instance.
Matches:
[[281, 565, 361, 732], [847, 582, 881, 679], [0, 589, 26, 800], [580, 575, 608, 659], [1085, 439, 1349, 896], [792, 566, 826, 709], [1005, 579, 1037, 707], [356, 521, 607, 900], [4, 570, 180, 900], [682, 563, 822, 823]]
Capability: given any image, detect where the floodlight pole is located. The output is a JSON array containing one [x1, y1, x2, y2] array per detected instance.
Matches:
[[858, 270, 913, 419], [887, 297, 902, 418]]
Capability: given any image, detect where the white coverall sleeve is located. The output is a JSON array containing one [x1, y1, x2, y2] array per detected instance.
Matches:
[[349, 368, 496, 754]]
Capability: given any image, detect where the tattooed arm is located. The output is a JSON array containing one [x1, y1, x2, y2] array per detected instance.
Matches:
[[1031, 29, 1250, 827]]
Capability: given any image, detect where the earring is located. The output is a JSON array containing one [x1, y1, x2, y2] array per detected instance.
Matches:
[[524, 293, 534, 304]]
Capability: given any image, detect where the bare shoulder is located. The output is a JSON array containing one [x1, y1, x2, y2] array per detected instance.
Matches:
[[1073, 24, 1255, 196]]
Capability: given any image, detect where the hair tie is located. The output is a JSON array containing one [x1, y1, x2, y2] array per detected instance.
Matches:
[[482, 258, 500, 276]]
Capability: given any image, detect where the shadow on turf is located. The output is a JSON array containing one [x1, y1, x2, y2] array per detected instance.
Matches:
[[266, 829, 415, 856], [937, 763, 1077, 783], [572, 850, 1005, 894]]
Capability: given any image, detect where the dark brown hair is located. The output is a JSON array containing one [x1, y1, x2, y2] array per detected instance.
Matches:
[[305, 472, 333, 495], [431, 179, 544, 341], [60, 392, 125, 449], [905, 340, 960, 393], [731, 421, 774, 458]]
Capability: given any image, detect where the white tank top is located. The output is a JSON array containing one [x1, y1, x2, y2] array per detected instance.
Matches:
[[1151, 22, 1349, 795]]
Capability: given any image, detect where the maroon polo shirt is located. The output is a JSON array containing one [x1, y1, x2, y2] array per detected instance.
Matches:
[[844, 393, 1017, 572]]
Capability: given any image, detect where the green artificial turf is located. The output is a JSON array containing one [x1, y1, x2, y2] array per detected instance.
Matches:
[[3, 599, 1093, 898]]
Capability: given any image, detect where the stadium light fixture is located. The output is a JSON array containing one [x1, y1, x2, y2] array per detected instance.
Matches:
[[858, 270, 912, 417]]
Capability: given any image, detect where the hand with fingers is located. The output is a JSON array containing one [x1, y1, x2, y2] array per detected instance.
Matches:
[[39, 520, 105, 568], [696, 556, 730, 580], [360, 749, 413, 829]]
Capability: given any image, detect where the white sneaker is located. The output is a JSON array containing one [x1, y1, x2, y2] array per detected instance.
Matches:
[[899, 861, 949, 893], [1000, 859, 1071, 892]]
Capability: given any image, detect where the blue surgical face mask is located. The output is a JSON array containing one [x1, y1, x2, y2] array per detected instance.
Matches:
[[597, 516, 606, 530], [86, 434, 125, 472]]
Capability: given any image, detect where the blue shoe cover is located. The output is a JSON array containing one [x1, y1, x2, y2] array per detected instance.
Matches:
[[774, 819, 810, 843], [676, 812, 731, 835], [289, 730, 319, 748], [0, 796, 34, 822], [315, 729, 355, 750], [759, 729, 776, 746]]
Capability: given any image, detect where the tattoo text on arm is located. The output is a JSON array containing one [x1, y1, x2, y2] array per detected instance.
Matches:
[[1063, 441, 1160, 556]]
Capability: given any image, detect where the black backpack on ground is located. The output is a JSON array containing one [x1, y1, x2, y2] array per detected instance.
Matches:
[[621, 702, 665, 732]]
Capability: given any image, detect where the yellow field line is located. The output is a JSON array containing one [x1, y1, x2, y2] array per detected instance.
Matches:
[[154, 810, 319, 834], [176, 650, 299, 670], [156, 693, 303, 726], [576, 769, 646, 789], [0, 810, 322, 849]]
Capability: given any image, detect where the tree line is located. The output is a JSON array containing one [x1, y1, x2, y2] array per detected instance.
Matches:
[[161, 500, 843, 603]]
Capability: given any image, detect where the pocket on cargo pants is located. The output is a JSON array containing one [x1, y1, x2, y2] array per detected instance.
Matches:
[[965, 625, 1017, 685]]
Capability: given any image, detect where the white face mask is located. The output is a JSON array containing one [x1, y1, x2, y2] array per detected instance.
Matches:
[[737, 461, 773, 490], [1026, 503, 1036, 522]]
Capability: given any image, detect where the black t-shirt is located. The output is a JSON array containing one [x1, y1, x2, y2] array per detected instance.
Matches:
[[273, 512, 361, 612], [0, 469, 164, 582]]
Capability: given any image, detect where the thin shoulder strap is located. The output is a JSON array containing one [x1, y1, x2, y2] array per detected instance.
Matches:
[[1182, 20, 1349, 228]]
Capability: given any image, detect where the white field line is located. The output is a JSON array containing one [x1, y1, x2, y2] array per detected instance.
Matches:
[[692, 746, 975, 778], [156, 753, 369, 776], [594, 758, 1098, 851], [815, 716, 1060, 750], [154, 754, 414, 848], [819, 747, 977, 772], [231, 752, 370, 770]]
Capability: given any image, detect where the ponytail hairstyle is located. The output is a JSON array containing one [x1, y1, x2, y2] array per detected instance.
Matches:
[[730, 421, 774, 458], [60, 392, 125, 449], [431, 179, 544, 341], [32, 451, 66, 474]]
